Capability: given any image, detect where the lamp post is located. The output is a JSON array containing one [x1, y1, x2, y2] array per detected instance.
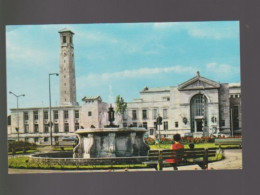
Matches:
[[9, 91, 25, 141], [49, 73, 59, 146], [156, 115, 163, 147]]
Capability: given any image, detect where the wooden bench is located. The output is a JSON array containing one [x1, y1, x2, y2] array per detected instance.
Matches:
[[144, 148, 217, 171], [215, 138, 242, 149], [55, 141, 76, 150]]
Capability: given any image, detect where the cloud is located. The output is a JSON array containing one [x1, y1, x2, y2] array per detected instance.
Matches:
[[77, 65, 197, 86], [205, 62, 240, 75], [154, 21, 239, 40]]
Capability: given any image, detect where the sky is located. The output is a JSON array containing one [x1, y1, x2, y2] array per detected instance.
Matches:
[[6, 21, 241, 111]]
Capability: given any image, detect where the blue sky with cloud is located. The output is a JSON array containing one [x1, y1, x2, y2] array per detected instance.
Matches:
[[6, 21, 240, 110]]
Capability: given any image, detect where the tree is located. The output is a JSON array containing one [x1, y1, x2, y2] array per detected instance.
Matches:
[[115, 95, 127, 127]]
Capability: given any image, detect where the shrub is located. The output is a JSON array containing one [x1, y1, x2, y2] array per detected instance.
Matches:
[[144, 137, 155, 145], [181, 136, 215, 144], [159, 137, 174, 144], [8, 141, 37, 154]]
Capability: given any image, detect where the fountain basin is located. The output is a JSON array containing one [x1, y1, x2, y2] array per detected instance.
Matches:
[[73, 127, 149, 158]]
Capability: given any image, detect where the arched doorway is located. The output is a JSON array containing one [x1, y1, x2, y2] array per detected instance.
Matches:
[[190, 94, 208, 132]]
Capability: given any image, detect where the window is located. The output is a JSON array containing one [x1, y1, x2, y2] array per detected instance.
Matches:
[[190, 94, 208, 132], [132, 110, 137, 120], [34, 137, 38, 143], [153, 109, 157, 120], [34, 124, 39, 133], [44, 111, 48, 120], [167, 97, 170, 101], [163, 109, 167, 119], [154, 122, 157, 130], [142, 110, 147, 119], [88, 111, 92, 116], [54, 137, 59, 142], [143, 122, 148, 129], [163, 121, 168, 130], [24, 112, 29, 120], [63, 36, 66, 43], [25, 137, 29, 142], [44, 137, 49, 142], [150, 129, 154, 136], [221, 120, 225, 126], [24, 124, 29, 133], [75, 123, 79, 131], [123, 122, 127, 127], [75, 110, 79, 119], [33, 111, 38, 120], [64, 110, 69, 119], [232, 106, 239, 130], [175, 122, 179, 128], [133, 122, 137, 127], [54, 110, 59, 119], [123, 111, 127, 120], [64, 123, 69, 132], [44, 125, 49, 133], [70, 37, 72, 43], [54, 124, 59, 133]]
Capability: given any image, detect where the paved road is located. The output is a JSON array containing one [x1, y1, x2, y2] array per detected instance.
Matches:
[[8, 149, 242, 174]]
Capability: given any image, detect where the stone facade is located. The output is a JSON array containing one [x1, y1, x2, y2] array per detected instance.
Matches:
[[59, 28, 77, 106]]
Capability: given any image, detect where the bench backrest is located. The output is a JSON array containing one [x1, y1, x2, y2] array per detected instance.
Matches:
[[148, 148, 216, 161], [215, 138, 242, 145]]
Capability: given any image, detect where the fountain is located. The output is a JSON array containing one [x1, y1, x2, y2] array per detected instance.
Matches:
[[29, 105, 149, 166], [73, 105, 149, 158]]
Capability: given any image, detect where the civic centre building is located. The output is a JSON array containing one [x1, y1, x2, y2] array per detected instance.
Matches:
[[8, 28, 242, 144]]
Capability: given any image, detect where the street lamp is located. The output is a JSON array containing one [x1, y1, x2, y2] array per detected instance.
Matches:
[[9, 91, 25, 141], [49, 73, 59, 146], [156, 115, 163, 147]]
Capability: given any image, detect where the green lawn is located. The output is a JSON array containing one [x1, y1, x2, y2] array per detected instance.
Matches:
[[8, 157, 147, 170], [53, 147, 73, 151], [8, 150, 39, 155], [149, 143, 240, 150]]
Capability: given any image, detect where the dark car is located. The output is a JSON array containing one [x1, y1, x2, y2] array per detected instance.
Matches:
[[61, 136, 78, 142]]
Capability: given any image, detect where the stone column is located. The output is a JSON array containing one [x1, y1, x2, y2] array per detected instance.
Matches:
[[130, 132, 136, 155], [83, 134, 94, 158]]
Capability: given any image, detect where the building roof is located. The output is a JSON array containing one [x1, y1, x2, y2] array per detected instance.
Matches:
[[178, 71, 220, 91], [82, 96, 102, 101], [228, 82, 241, 88], [140, 86, 171, 93], [58, 28, 74, 34]]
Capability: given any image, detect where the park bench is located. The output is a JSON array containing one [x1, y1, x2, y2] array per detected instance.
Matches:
[[215, 138, 242, 149], [55, 141, 76, 150], [143, 148, 217, 171]]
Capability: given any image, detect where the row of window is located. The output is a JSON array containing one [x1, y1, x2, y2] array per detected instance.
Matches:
[[25, 136, 60, 143], [131, 109, 168, 120], [23, 123, 80, 133], [23, 110, 79, 120], [125, 121, 171, 130]]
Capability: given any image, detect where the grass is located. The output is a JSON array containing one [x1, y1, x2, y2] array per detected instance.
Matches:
[[53, 147, 73, 151], [8, 157, 147, 170], [8, 150, 39, 155], [149, 143, 240, 150]]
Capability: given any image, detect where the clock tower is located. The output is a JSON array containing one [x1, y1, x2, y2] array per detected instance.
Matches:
[[58, 28, 78, 106]]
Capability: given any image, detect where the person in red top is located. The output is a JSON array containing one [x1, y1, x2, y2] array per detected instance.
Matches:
[[166, 133, 184, 170]]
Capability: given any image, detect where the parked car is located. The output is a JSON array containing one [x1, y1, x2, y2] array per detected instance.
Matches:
[[61, 136, 78, 142]]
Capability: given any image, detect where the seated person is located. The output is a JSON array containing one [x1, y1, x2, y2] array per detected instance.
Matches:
[[165, 133, 184, 170], [189, 143, 195, 149]]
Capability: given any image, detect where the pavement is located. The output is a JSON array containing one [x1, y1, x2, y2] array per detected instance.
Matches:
[[8, 149, 242, 174]]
